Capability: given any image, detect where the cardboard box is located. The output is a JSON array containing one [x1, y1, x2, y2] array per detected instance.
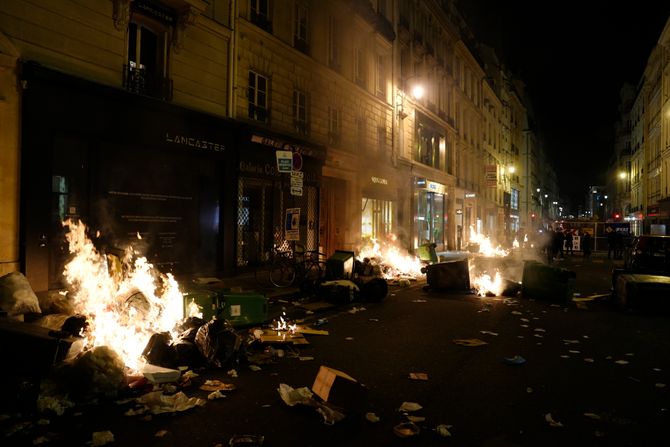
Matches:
[[311, 365, 367, 412]]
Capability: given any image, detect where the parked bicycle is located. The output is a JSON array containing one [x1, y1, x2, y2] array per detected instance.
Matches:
[[269, 241, 326, 288]]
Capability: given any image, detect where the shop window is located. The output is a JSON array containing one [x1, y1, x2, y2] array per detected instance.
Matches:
[[293, 89, 308, 135], [124, 8, 173, 100], [415, 189, 444, 247], [362, 198, 394, 240], [248, 70, 269, 123], [293, 3, 308, 53], [250, 0, 272, 32]]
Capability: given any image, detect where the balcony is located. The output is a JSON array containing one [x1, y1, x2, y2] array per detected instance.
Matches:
[[123, 64, 172, 101]]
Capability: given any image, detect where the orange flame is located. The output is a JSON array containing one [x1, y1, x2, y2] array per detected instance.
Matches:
[[62, 219, 184, 372]]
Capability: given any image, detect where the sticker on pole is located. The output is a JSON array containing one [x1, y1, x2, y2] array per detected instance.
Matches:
[[285, 208, 300, 241], [276, 150, 293, 173]]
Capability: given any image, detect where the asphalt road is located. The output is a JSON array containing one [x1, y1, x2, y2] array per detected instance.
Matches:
[[3, 252, 669, 446]]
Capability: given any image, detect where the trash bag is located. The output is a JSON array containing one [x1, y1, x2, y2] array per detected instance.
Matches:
[[194, 318, 242, 368], [142, 332, 178, 368], [58, 346, 127, 401], [0, 271, 42, 319]]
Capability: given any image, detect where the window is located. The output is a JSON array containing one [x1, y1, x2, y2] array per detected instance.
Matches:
[[328, 17, 340, 70], [125, 9, 172, 100], [375, 54, 386, 99], [328, 107, 341, 146], [293, 3, 308, 53], [362, 198, 394, 240], [415, 113, 444, 169], [248, 71, 269, 122], [250, 0, 271, 32], [293, 90, 307, 134], [511, 188, 519, 210], [354, 47, 365, 87]]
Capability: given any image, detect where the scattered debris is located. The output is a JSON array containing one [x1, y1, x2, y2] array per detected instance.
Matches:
[[545, 413, 564, 428], [407, 415, 425, 422], [89, 431, 115, 446], [615, 360, 630, 365], [526, 387, 533, 393], [435, 424, 453, 437], [207, 390, 226, 400], [503, 355, 526, 365], [584, 412, 601, 420], [453, 338, 488, 347], [229, 434, 265, 446], [393, 421, 420, 438], [480, 330, 499, 336], [655, 383, 667, 389], [408, 372, 428, 381], [584, 358, 595, 363], [200, 380, 235, 392], [134, 391, 206, 415], [398, 402, 423, 412], [365, 412, 380, 423]]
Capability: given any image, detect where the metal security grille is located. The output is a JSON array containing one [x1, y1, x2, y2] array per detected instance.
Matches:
[[237, 176, 319, 268]]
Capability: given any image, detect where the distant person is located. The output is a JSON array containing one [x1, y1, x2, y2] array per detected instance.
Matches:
[[565, 230, 574, 256], [582, 232, 592, 259], [553, 228, 565, 260], [615, 231, 624, 259], [607, 228, 616, 259]]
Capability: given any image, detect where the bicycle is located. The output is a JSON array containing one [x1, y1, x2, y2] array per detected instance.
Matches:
[[269, 242, 326, 288]]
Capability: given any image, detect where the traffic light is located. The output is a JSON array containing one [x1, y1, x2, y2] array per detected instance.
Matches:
[[613, 212, 621, 220], [530, 213, 536, 219]]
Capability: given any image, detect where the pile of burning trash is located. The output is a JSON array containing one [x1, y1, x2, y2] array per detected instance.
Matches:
[[0, 219, 252, 411]]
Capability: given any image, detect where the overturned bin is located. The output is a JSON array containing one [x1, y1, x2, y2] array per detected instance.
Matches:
[[521, 260, 576, 304], [422, 258, 470, 291]]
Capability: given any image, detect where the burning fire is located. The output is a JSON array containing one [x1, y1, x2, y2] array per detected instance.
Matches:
[[468, 226, 509, 257], [467, 227, 508, 297], [358, 238, 424, 279], [61, 219, 185, 372]]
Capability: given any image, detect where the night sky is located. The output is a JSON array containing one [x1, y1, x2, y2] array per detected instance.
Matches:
[[457, 1, 670, 210]]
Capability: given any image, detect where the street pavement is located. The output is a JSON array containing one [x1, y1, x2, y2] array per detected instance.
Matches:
[[2, 251, 670, 446]]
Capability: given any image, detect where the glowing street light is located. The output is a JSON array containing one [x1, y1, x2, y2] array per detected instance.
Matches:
[[618, 171, 627, 180], [411, 84, 425, 100]]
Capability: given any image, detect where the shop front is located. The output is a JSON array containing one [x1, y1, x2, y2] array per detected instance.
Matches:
[[235, 128, 325, 270], [20, 62, 236, 293], [413, 177, 448, 251], [361, 171, 397, 243]]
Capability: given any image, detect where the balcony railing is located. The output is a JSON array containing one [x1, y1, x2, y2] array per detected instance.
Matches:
[[123, 64, 172, 101]]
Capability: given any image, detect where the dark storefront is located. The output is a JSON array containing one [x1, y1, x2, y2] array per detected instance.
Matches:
[[20, 63, 236, 293], [235, 128, 324, 270]]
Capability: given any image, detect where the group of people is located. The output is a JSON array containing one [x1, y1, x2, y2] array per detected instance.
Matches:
[[541, 227, 592, 263]]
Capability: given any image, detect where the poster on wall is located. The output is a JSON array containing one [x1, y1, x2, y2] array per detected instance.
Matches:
[[285, 208, 301, 241]]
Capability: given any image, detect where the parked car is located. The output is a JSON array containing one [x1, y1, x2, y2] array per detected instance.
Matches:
[[612, 235, 670, 310]]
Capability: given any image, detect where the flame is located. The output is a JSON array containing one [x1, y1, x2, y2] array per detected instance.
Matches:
[[512, 238, 520, 249], [358, 238, 424, 279], [470, 268, 504, 297], [468, 226, 509, 257], [466, 227, 509, 297], [61, 219, 185, 372], [272, 312, 297, 335]]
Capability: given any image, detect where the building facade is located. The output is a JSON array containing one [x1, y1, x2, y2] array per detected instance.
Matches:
[[0, 0, 553, 294]]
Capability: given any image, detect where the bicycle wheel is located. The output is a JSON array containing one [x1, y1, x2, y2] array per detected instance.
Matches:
[[302, 257, 324, 282], [270, 255, 296, 287]]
